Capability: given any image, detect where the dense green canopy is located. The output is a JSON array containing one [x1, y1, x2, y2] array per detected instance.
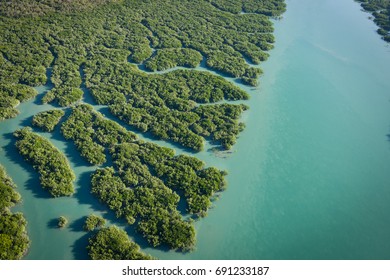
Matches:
[[32, 109, 65, 132], [357, 0, 390, 42], [0, 0, 285, 258], [14, 127, 75, 197], [88, 226, 154, 260], [0, 0, 283, 121], [84, 214, 106, 231], [0, 165, 30, 260]]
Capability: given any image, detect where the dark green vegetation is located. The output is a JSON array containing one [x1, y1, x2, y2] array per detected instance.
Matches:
[[91, 164, 196, 251], [0, 83, 38, 121], [88, 62, 249, 150], [0, 0, 122, 17], [42, 87, 84, 107], [145, 49, 203, 71], [210, 0, 286, 16], [138, 0, 284, 85], [0, 0, 285, 257], [109, 143, 227, 217], [14, 128, 75, 197], [88, 226, 153, 260], [0, 0, 283, 120], [357, 0, 390, 42], [58, 216, 68, 228], [0, 165, 30, 260], [62, 104, 136, 165], [62, 105, 225, 250], [32, 109, 65, 132], [0, 0, 284, 149], [84, 214, 106, 231]]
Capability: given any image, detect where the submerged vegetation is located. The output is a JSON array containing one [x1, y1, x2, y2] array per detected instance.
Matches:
[[14, 128, 75, 197], [88, 226, 154, 260], [357, 0, 390, 42], [0, 165, 30, 260]]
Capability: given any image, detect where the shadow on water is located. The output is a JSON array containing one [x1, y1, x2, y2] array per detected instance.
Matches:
[[72, 159, 192, 255], [174, 189, 190, 217], [73, 171, 131, 229], [75, 170, 104, 210], [3, 132, 51, 199], [19, 115, 34, 129], [47, 218, 59, 229], [71, 171, 137, 259], [78, 59, 246, 157], [34, 91, 51, 107], [72, 231, 92, 260], [69, 217, 86, 232]]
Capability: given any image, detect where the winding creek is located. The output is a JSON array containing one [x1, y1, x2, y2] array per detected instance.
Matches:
[[1, 0, 390, 259]]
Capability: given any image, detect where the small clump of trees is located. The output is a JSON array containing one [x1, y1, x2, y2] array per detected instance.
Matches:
[[0, 83, 38, 121], [84, 214, 106, 231], [58, 216, 68, 228], [88, 226, 154, 260], [32, 109, 65, 132]]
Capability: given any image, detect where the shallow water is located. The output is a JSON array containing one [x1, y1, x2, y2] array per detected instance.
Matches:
[[1, 0, 390, 259]]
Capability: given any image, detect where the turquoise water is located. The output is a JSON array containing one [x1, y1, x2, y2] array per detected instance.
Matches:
[[1, 0, 390, 259]]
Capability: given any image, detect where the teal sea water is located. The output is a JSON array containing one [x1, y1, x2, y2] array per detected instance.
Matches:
[[1, 0, 390, 259]]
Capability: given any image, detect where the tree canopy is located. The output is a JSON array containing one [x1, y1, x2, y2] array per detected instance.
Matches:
[[14, 127, 75, 197], [356, 0, 390, 42], [0, 165, 30, 260], [32, 109, 65, 132], [88, 226, 154, 260], [0, 0, 286, 258]]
